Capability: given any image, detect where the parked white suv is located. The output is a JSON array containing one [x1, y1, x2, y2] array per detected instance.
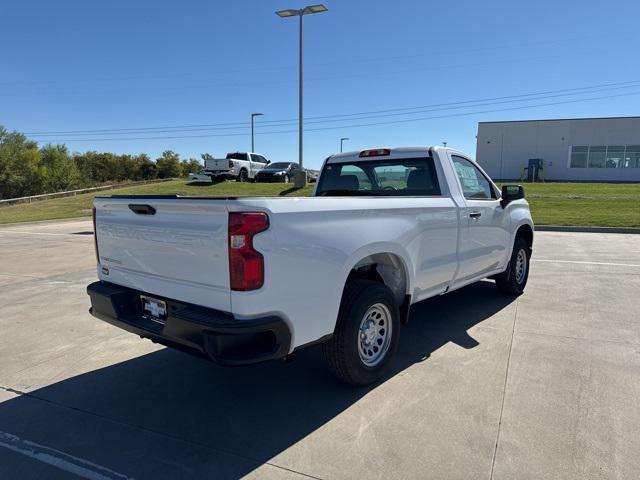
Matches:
[[88, 146, 533, 385], [203, 152, 269, 182]]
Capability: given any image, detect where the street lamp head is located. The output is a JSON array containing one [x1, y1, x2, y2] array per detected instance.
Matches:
[[252, 112, 264, 117], [276, 8, 299, 17], [304, 4, 328, 14], [341, 137, 349, 141], [276, 4, 327, 17]]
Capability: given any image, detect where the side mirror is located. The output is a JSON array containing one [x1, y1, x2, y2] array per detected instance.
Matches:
[[266, 160, 271, 165], [500, 184, 525, 208]]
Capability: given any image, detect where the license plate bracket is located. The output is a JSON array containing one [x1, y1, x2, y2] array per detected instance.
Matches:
[[141, 295, 167, 324]]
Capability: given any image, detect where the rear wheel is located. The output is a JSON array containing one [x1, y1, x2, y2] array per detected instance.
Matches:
[[237, 169, 248, 182], [495, 237, 530, 295], [323, 280, 400, 386]]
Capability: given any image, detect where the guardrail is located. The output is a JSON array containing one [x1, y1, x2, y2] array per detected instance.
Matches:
[[0, 178, 175, 207]]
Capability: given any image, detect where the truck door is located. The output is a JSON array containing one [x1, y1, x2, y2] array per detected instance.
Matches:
[[250, 154, 265, 178], [449, 154, 510, 283]]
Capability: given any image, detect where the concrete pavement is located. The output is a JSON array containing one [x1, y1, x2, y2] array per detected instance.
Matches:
[[0, 220, 638, 479]]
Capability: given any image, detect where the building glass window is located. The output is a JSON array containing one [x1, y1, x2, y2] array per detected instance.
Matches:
[[605, 146, 625, 168], [588, 146, 606, 168], [570, 145, 640, 168], [570, 146, 588, 168], [624, 146, 640, 168]]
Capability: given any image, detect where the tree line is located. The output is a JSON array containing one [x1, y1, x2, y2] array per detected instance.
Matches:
[[0, 126, 202, 200]]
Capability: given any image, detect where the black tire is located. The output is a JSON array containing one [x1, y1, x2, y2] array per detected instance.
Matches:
[[237, 169, 248, 182], [322, 280, 400, 386], [495, 237, 530, 295]]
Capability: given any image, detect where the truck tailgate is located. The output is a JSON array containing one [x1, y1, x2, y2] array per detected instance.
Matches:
[[94, 197, 231, 312], [205, 158, 230, 171]]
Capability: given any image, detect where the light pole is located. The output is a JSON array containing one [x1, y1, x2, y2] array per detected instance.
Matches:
[[276, 4, 328, 178], [340, 137, 349, 152], [251, 113, 263, 152]]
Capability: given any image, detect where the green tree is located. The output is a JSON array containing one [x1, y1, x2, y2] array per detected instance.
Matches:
[[156, 150, 181, 178], [180, 158, 202, 177], [0, 126, 44, 199], [132, 154, 157, 180], [40, 144, 80, 192]]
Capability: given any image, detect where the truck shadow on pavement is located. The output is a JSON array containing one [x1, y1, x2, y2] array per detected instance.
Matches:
[[0, 281, 515, 479]]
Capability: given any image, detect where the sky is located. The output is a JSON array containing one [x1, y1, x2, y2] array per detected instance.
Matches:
[[2, 0, 640, 169]]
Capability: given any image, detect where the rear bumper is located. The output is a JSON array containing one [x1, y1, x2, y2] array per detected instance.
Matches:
[[207, 171, 234, 179], [86, 281, 291, 366]]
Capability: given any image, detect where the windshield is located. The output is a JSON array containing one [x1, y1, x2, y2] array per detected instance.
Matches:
[[265, 162, 291, 170], [315, 157, 441, 197]]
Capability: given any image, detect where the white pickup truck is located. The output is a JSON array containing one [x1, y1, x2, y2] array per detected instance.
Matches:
[[203, 152, 269, 182], [87, 147, 533, 385]]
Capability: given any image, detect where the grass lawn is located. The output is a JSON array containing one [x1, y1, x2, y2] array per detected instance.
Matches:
[[0, 179, 638, 227], [0, 180, 314, 225], [506, 182, 640, 227]]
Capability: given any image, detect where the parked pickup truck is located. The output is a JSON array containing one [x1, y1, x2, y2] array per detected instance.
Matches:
[[203, 152, 269, 182], [87, 147, 533, 385]]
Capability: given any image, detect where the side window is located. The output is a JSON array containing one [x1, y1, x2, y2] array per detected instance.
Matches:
[[250, 154, 261, 163], [451, 155, 495, 200]]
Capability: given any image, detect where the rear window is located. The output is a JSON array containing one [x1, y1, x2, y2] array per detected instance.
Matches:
[[226, 153, 248, 161], [316, 157, 441, 197]]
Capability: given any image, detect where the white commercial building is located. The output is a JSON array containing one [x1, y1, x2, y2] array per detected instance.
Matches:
[[475, 116, 640, 181]]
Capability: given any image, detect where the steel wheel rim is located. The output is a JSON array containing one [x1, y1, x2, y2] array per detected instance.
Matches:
[[358, 303, 392, 367], [515, 248, 527, 284]]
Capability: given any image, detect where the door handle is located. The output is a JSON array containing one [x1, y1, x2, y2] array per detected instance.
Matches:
[[469, 211, 482, 219], [128, 204, 156, 215]]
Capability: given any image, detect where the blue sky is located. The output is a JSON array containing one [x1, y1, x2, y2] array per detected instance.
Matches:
[[2, 0, 640, 169]]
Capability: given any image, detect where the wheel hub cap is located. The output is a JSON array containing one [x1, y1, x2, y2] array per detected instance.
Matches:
[[358, 303, 392, 367]]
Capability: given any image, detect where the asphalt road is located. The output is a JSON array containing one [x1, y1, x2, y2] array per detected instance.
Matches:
[[0, 219, 638, 479]]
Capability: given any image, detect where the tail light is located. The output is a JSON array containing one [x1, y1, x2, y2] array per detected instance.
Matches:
[[359, 148, 391, 157], [92, 207, 100, 263], [228, 212, 269, 291]]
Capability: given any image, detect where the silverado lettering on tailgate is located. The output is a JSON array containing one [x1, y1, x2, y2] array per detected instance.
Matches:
[[98, 223, 214, 247]]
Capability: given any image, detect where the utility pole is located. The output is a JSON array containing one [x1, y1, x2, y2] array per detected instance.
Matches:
[[251, 113, 263, 152]]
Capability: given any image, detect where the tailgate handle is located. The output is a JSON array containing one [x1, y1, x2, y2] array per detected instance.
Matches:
[[128, 204, 156, 215]]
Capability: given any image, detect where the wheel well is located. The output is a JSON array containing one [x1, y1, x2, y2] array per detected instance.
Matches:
[[346, 253, 408, 306], [516, 224, 533, 250]]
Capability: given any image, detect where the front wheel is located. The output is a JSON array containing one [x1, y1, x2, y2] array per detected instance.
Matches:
[[495, 237, 530, 295], [237, 169, 248, 182], [323, 280, 400, 386]]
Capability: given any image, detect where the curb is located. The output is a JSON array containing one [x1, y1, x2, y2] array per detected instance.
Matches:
[[536, 225, 640, 234], [0, 217, 91, 228]]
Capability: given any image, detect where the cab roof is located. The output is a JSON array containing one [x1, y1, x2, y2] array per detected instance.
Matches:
[[326, 146, 466, 164]]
